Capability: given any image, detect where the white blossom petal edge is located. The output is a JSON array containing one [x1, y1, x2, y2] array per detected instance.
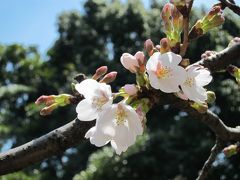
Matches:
[[85, 102, 143, 155], [146, 52, 187, 93], [181, 65, 212, 103], [75, 79, 113, 121]]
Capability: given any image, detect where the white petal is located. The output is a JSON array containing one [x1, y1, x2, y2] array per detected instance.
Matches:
[[85, 127, 96, 138], [181, 85, 207, 103], [148, 71, 162, 89], [111, 140, 127, 155], [75, 79, 99, 99], [125, 106, 143, 135], [76, 99, 97, 121], [146, 52, 160, 71], [89, 132, 110, 147], [95, 106, 116, 137], [98, 83, 112, 98], [120, 53, 139, 72], [195, 69, 212, 86], [155, 66, 186, 93], [113, 124, 134, 153], [160, 52, 182, 66]]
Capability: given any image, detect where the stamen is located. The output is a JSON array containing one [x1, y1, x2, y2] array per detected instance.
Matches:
[[92, 93, 108, 110], [115, 104, 127, 125], [155, 62, 172, 79], [184, 77, 195, 87]]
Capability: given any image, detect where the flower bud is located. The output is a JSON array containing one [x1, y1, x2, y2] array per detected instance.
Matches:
[[144, 39, 154, 56], [161, 3, 183, 47], [92, 66, 108, 80], [206, 91, 216, 104], [135, 51, 146, 73], [223, 144, 239, 157], [35, 95, 55, 106], [190, 102, 208, 113], [227, 65, 240, 84], [160, 38, 170, 53], [123, 84, 138, 96], [36, 94, 72, 116], [189, 5, 224, 40], [100, 71, 117, 83], [40, 103, 58, 116], [120, 53, 139, 73]]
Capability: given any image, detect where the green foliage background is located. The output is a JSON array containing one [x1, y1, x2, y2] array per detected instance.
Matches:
[[0, 0, 240, 179]]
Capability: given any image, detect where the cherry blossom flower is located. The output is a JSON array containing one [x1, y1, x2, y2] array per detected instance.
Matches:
[[120, 51, 145, 73], [85, 102, 143, 155], [180, 65, 212, 103], [146, 52, 187, 93], [123, 84, 138, 96], [75, 79, 112, 121]]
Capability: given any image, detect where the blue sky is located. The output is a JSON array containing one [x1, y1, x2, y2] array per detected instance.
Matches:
[[0, 0, 239, 55]]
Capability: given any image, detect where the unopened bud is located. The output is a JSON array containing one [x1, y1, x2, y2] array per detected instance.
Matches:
[[123, 84, 138, 96], [206, 91, 216, 104], [40, 103, 58, 116], [100, 71, 117, 83], [160, 38, 170, 53], [161, 3, 183, 45], [135, 51, 146, 73], [227, 65, 240, 84], [135, 51, 145, 65], [36, 94, 72, 116], [190, 102, 208, 113], [223, 144, 239, 157], [92, 66, 108, 80], [35, 95, 55, 106], [144, 39, 154, 56], [189, 5, 224, 40]]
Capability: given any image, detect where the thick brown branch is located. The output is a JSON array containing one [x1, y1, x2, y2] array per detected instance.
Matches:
[[0, 119, 94, 175], [194, 42, 240, 73]]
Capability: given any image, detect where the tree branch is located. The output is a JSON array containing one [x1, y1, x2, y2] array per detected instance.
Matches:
[[194, 42, 240, 73], [0, 42, 239, 175], [0, 119, 94, 175], [196, 139, 225, 180], [219, 0, 240, 16]]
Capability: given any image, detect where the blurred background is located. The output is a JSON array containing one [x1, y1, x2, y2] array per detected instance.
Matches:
[[0, 0, 240, 179]]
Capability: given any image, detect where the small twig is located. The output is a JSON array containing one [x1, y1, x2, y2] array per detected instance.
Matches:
[[196, 139, 225, 180], [180, 0, 194, 56], [219, 0, 240, 16]]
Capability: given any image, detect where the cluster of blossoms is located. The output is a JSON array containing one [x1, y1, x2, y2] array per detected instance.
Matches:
[[74, 49, 212, 154], [36, 1, 228, 155]]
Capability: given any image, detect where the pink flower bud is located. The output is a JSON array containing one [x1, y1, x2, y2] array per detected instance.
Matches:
[[160, 38, 170, 53], [35, 95, 55, 106], [92, 66, 108, 80], [40, 103, 58, 116], [123, 84, 138, 96], [134, 51, 145, 65], [144, 39, 154, 56], [100, 71, 117, 83], [120, 53, 139, 73]]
